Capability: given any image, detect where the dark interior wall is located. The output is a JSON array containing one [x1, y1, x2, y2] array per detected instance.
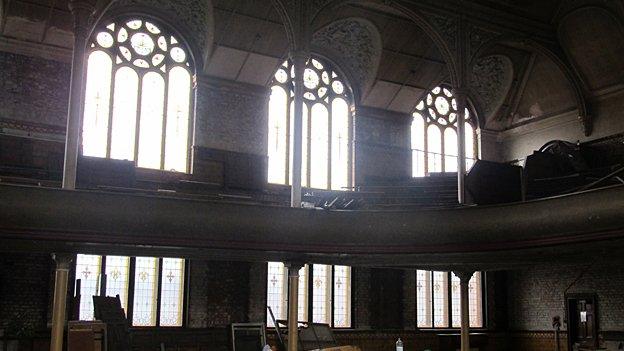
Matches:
[[0, 253, 52, 334], [506, 262, 624, 350], [354, 107, 412, 184], [0, 52, 70, 131]]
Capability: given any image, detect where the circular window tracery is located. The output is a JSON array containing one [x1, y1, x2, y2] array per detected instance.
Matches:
[[416, 85, 473, 128], [90, 19, 192, 72], [267, 56, 353, 190]]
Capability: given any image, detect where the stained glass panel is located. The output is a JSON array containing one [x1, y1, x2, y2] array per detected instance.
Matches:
[[82, 51, 112, 158], [469, 272, 483, 328], [333, 266, 351, 327], [76, 254, 102, 321], [160, 258, 185, 327], [105, 256, 130, 314], [312, 265, 331, 324], [416, 270, 432, 328], [132, 257, 159, 326], [433, 271, 449, 327], [266, 262, 287, 327], [298, 265, 309, 323], [310, 104, 329, 189], [444, 128, 458, 172], [269, 58, 352, 190], [268, 87, 288, 184], [451, 273, 461, 328], [82, 18, 192, 172], [137, 72, 165, 169], [164, 66, 191, 172], [331, 99, 349, 191], [410, 85, 479, 177]]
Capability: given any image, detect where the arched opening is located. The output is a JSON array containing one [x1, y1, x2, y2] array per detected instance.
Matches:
[[268, 57, 353, 190], [411, 85, 479, 177], [81, 17, 195, 173]]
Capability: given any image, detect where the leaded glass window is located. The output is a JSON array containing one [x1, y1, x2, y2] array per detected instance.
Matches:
[[132, 257, 159, 326], [268, 58, 353, 190], [82, 18, 194, 173], [416, 270, 485, 329], [411, 86, 478, 177], [74, 254, 186, 327], [266, 263, 352, 328], [76, 255, 102, 321]]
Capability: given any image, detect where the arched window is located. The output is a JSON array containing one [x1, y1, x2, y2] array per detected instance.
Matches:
[[82, 18, 194, 173], [411, 86, 478, 177], [268, 58, 353, 191]]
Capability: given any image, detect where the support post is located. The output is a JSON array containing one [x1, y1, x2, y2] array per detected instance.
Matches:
[[50, 254, 73, 351], [454, 89, 468, 204], [290, 52, 307, 208], [454, 271, 474, 351], [286, 263, 303, 351], [62, 0, 95, 190]]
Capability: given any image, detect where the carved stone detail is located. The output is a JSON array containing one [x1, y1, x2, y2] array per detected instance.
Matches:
[[469, 25, 498, 57], [312, 18, 382, 95], [429, 14, 457, 49], [469, 55, 513, 124]]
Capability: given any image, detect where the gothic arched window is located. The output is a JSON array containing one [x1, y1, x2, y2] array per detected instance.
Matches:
[[411, 86, 478, 177], [268, 58, 353, 191], [82, 18, 194, 173]]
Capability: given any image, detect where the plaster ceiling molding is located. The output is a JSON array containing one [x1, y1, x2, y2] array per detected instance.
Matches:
[[110, 0, 213, 65], [559, 7, 624, 92], [428, 13, 457, 51], [312, 17, 382, 99], [469, 55, 513, 129], [468, 25, 499, 58]]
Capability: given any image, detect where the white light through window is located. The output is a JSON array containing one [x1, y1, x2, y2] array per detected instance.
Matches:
[[74, 254, 186, 327], [417, 270, 485, 328], [411, 86, 478, 177], [159, 258, 185, 326], [132, 257, 159, 326], [268, 58, 352, 190], [76, 254, 102, 321], [82, 18, 193, 172], [266, 262, 352, 328]]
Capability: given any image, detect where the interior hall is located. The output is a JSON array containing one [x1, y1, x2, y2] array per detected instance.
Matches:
[[1, 1, 623, 351]]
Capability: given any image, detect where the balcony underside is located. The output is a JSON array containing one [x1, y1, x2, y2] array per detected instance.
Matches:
[[1, 184, 623, 270]]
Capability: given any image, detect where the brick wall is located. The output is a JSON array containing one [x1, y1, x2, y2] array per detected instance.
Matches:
[[507, 262, 624, 332], [187, 260, 251, 328], [354, 107, 412, 185], [0, 52, 70, 129], [0, 253, 52, 336]]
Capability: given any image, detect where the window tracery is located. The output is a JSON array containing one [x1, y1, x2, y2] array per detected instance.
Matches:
[[82, 18, 194, 173], [411, 86, 478, 177], [268, 58, 352, 190]]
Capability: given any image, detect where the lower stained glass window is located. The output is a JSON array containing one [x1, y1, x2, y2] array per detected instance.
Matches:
[[267, 263, 351, 328], [417, 270, 484, 328], [74, 254, 185, 327]]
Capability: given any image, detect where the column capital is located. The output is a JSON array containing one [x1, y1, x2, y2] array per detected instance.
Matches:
[[289, 51, 310, 63], [68, 0, 96, 37], [52, 253, 74, 271], [453, 271, 474, 283], [285, 262, 305, 276]]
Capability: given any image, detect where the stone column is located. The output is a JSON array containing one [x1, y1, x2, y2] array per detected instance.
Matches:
[[62, 0, 95, 190], [290, 52, 307, 208], [50, 253, 73, 351], [454, 89, 468, 204], [286, 263, 303, 351], [454, 271, 474, 351]]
